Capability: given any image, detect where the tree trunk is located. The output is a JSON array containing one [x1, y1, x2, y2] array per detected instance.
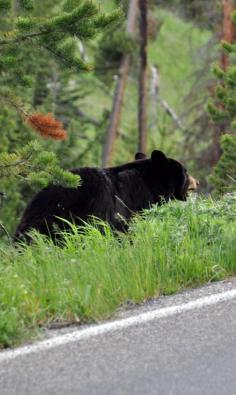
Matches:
[[221, 0, 236, 70], [102, 0, 138, 167], [138, 0, 148, 154]]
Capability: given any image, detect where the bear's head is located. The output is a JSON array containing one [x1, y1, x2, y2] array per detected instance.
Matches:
[[135, 150, 199, 202]]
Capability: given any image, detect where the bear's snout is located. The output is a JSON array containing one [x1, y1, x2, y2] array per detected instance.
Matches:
[[188, 175, 199, 190]]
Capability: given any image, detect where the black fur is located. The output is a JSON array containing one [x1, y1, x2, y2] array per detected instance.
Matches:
[[14, 150, 190, 241]]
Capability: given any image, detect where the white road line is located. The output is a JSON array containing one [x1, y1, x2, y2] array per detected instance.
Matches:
[[1, 288, 236, 363]]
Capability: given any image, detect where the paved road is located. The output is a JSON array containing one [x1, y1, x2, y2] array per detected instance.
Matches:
[[1, 279, 236, 395]]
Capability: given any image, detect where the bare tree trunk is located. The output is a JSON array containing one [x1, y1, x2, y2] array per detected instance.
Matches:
[[149, 64, 159, 131], [138, 0, 148, 154], [102, 0, 138, 167], [221, 0, 236, 70]]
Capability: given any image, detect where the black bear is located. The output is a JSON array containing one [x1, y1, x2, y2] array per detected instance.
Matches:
[[14, 150, 198, 241]]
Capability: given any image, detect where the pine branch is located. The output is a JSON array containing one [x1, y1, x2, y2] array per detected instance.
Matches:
[[40, 42, 91, 71], [0, 150, 33, 170], [0, 30, 57, 46]]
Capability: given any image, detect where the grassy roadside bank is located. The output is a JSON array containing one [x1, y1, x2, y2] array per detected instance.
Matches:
[[1, 194, 236, 349]]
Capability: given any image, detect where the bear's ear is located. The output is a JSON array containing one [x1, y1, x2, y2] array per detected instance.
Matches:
[[151, 150, 168, 165], [135, 152, 147, 160]]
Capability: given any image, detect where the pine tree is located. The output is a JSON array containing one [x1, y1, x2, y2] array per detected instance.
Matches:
[[208, 5, 236, 193], [0, 0, 121, 184], [0, 0, 121, 235], [209, 134, 236, 193]]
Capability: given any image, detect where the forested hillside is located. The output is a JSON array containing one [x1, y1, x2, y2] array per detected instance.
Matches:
[[1, 0, 235, 235]]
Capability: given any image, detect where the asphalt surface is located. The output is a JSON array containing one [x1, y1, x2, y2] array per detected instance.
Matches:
[[1, 279, 236, 395]]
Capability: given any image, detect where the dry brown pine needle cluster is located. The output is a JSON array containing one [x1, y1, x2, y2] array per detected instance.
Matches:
[[26, 113, 67, 140]]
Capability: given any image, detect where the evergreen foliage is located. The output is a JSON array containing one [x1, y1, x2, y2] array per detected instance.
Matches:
[[0, 0, 121, 235], [208, 12, 236, 194], [95, 30, 137, 85], [209, 134, 236, 193], [0, 140, 80, 188], [1, 1, 122, 77]]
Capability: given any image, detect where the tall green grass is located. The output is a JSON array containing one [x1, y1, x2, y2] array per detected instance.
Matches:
[[1, 194, 236, 348]]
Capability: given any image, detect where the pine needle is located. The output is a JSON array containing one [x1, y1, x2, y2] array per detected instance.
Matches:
[[26, 113, 67, 140]]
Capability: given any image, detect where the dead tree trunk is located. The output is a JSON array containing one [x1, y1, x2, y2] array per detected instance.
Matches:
[[102, 0, 138, 167], [138, 0, 148, 154]]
